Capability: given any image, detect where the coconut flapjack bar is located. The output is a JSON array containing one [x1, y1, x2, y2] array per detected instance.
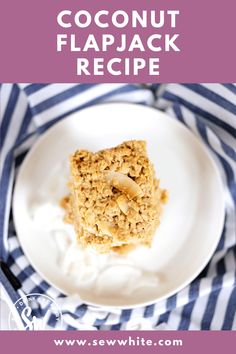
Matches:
[[62, 140, 168, 253]]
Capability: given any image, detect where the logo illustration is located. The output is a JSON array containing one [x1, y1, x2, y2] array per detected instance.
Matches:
[[8, 293, 63, 330]]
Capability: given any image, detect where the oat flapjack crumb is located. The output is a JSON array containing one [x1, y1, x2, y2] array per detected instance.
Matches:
[[62, 140, 168, 253]]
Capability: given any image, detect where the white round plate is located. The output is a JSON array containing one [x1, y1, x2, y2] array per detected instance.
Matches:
[[13, 103, 225, 308]]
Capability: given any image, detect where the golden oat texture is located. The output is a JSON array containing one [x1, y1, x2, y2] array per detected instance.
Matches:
[[62, 140, 168, 253]]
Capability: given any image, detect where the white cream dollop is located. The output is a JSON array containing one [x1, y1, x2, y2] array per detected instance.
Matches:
[[29, 162, 161, 298]]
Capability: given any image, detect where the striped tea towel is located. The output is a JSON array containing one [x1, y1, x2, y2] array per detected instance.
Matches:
[[0, 83, 235, 330]]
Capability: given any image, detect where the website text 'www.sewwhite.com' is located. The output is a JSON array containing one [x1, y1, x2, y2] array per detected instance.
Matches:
[[53, 336, 183, 348]]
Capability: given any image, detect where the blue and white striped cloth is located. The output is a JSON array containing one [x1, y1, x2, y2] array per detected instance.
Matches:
[[0, 83, 235, 330]]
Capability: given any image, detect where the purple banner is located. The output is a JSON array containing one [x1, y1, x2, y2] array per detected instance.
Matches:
[[0, 0, 236, 82], [0, 331, 236, 354]]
